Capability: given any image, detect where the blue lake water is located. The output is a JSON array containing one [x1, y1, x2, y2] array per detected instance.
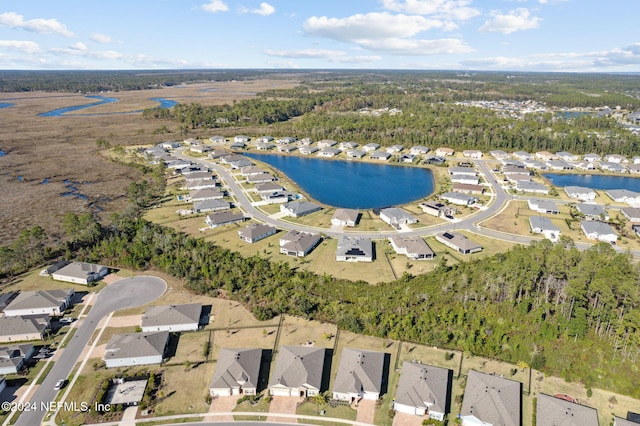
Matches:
[[39, 96, 177, 116], [150, 97, 178, 109], [245, 153, 434, 209], [0, 151, 5, 157], [0, 103, 14, 109], [544, 173, 640, 191]]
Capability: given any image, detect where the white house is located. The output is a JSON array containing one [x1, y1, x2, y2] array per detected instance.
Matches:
[[209, 348, 262, 397], [604, 154, 628, 163], [435, 147, 454, 157], [529, 216, 561, 241], [379, 208, 418, 226], [3, 289, 74, 317], [581, 221, 618, 244], [141, 303, 202, 332], [583, 153, 601, 162], [51, 262, 108, 285], [331, 209, 359, 227], [440, 192, 476, 206], [393, 361, 450, 420], [621, 207, 640, 223], [103, 331, 169, 368], [336, 236, 373, 262], [528, 198, 560, 214], [389, 236, 435, 260], [565, 186, 596, 202], [536, 394, 598, 426], [462, 150, 483, 159]]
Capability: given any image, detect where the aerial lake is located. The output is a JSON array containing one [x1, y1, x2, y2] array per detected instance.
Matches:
[[544, 173, 640, 192], [39, 95, 177, 117], [245, 153, 434, 209]]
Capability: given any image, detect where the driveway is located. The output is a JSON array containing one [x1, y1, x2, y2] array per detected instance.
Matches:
[[267, 396, 301, 423], [393, 411, 425, 426], [205, 394, 241, 422], [355, 399, 376, 425]]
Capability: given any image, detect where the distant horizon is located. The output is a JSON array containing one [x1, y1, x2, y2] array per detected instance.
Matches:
[[1, 1, 639, 72]]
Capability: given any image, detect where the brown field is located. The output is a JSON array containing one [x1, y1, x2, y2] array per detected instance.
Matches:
[[0, 80, 298, 245]]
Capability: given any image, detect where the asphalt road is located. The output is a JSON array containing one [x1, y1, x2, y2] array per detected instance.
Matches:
[[14, 276, 167, 426], [181, 150, 640, 256]]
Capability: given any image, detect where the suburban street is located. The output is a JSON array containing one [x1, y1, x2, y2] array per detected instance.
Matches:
[[178, 149, 640, 256], [13, 276, 167, 426]]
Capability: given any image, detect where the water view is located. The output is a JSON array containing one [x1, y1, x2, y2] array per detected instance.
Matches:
[[544, 173, 640, 192], [245, 153, 434, 209], [39, 96, 177, 116]]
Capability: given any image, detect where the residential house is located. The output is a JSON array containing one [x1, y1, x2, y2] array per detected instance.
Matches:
[[255, 142, 275, 151], [165, 159, 192, 170], [238, 223, 277, 243], [389, 236, 435, 260], [386, 144, 404, 153], [399, 154, 416, 163], [255, 182, 285, 194], [186, 180, 218, 191], [633, 156, 640, 165], [299, 146, 319, 155], [279, 231, 321, 257], [190, 145, 211, 154], [460, 370, 521, 426], [280, 201, 322, 218], [318, 148, 341, 158], [339, 141, 359, 150], [379, 208, 418, 226], [528, 199, 560, 214], [614, 416, 638, 426], [332, 348, 386, 402], [600, 162, 627, 173], [246, 173, 276, 184], [336, 236, 373, 262], [621, 207, 640, 223], [583, 153, 601, 162], [393, 361, 451, 420], [489, 150, 510, 160], [450, 174, 480, 185], [208, 149, 229, 159], [513, 151, 533, 160], [260, 191, 292, 204], [205, 211, 247, 228], [575, 161, 597, 171], [159, 141, 181, 149], [628, 164, 640, 174], [576, 203, 609, 221], [452, 183, 484, 195], [193, 199, 230, 213], [141, 303, 203, 332], [362, 143, 380, 152], [556, 151, 580, 161], [103, 331, 170, 368], [546, 159, 574, 170], [529, 216, 562, 241], [605, 154, 628, 163], [255, 136, 274, 144], [0, 316, 50, 343], [209, 348, 263, 397], [331, 209, 360, 227], [3, 289, 74, 317], [440, 192, 477, 206], [516, 181, 550, 194], [317, 139, 338, 148], [183, 138, 199, 146], [297, 138, 313, 147], [277, 144, 297, 153], [209, 136, 226, 144], [448, 167, 477, 177], [435, 232, 482, 255], [51, 262, 108, 285], [369, 151, 391, 161], [234, 135, 250, 143], [345, 150, 365, 159], [435, 147, 454, 157], [0, 343, 35, 374], [419, 201, 457, 218], [462, 150, 483, 159], [606, 189, 640, 203], [190, 188, 224, 202], [536, 394, 598, 426], [565, 186, 597, 201], [535, 150, 556, 161], [410, 146, 430, 156], [269, 346, 326, 397], [524, 159, 549, 170], [219, 154, 246, 165], [230, 141, 246, 150], [228, 158, 253, 169], [581, 221, 618, 244], [278, 137, 297, 144]]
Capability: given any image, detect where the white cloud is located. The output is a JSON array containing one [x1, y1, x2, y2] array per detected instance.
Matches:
[[381, 0, 480, 21], [69, 42, 87, 51], [335, 55, 383, 64], [304, 12, 449, 41], [538, 0, 569, 4], [479, 8, 541, 34], [49, 45, 123, 60], [0, 12, 73, 37], [91, 33, 112, 44], [267, 60, 300, 68], [263, 48, 382, 63], [359, 37, 473, 55], [201, 0, 229, 13], [240, 2, 276, 16], [0, 40, 41, 54]]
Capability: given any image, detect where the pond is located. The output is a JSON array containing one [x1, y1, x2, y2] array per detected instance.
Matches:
[[39, 96, 177, 116], [244, 153, 435, 209], [544, 173, 640, 192]]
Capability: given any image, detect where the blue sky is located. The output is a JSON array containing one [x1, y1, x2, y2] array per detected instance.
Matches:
[[0, 0, 639, 72]]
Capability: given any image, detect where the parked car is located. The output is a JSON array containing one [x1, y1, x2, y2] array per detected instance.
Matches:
[[59, 318, 74, 324]]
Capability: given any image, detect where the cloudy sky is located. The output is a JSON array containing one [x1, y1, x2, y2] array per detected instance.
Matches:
[[0, 0, 639, 72]]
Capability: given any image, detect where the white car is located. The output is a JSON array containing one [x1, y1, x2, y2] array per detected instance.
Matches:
[[54, 379, 66, 390]]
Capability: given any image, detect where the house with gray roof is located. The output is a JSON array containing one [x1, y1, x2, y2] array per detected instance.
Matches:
[[435, 232, 482, 255], [546, 159, 574, 171], [419, 201, 457, 218], [583, 153, 601, 162], [318, 148, 341, 158], [186, 180, 218, 191], [581, 221, 618, 244], [332, 348, 386, 402], [209, 136, 226, 144], [489, 150, 510, 160], [336, 236, 373, 262], [440, 192, 477, 206], [565, 186, 597, 201], [255, 142, 275, 151], [247, 173, 276, 184], [260, 191, 293, 204], [615, 416, 639, 426], [299, 146, 319, 155], [556, 151, 580, 161], [141, 303, 202, 333], [280, 201, 322, 218], [3, 289, 74, 317], [279, 231, 321, 257], [51, 261, 108, 285], [536, 394, 598, 426], [389, 236, 435, 260], [369, 151, 391, 161], [190, 188, 225, 202], [528, 198, 560, 214], [269, 346, 326, 397], [317, 139, 337, 148], [345, 150, 365, 159], [277, 144, 297, 153], [0, 316, 50, 343], [515, 181, 549, 194], [205, 211, 247, 228], [393, 361, 451, 420], [450, 174, 480, 185], [339, 141, 359, 150], [238, 223, 277, 243], [379, 208, 417, 227], [621, 207, 640, 223], [331, 209, 360, 227], [606, 189, 640, 203], [193, 199, 231, 213], [0, 343, 35, 374], [529, 216, 561, 241], [210, 348, 263, 397], [228, 158, 253, 169], [460, 370, 521, 426], [410, 146, 430, 156], [600, 162, 627, 173], [362, 143, 380, 152], [241, 166, 268, 176], [576, 203, 609, 221], [255, 182, 285, 194], [452, 183, 485, 195], [103, 331, 169, 368]]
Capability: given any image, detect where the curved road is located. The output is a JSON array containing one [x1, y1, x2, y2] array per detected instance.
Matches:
[[14, 276, 167, 426], [180, 149, 640, 256]]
